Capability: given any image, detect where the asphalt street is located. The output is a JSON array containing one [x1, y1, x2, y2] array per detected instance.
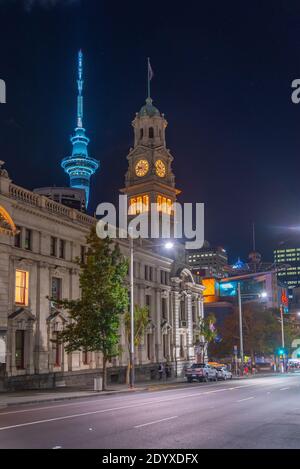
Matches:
[[0, 374, 300, 449]]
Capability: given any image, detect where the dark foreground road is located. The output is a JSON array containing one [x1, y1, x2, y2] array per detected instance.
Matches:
[[0, 374, 300, 449]]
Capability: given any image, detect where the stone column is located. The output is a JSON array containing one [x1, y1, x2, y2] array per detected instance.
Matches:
[[155, 289, 162, 362], [186, 292, 194, 361], [62, 342, 68, 373], [26, 323, 35, 374], [171, 279, 181, 375], [9, 325, 16, 376], [197, 295, 206, 362], [139, 285, 146, 364]]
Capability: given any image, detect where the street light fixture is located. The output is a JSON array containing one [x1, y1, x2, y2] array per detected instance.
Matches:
[[164, 242, 174, 250], [129, 235, 175, 389]]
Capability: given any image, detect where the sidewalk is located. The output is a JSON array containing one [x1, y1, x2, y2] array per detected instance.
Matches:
[[0, 377, 185, 408]]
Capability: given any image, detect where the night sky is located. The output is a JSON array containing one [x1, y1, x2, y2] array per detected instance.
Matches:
[[1, 0, 300, 263]]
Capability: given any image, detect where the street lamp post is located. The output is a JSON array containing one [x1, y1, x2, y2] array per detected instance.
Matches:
[[128, 237, 174, 389], [237, 282, 244, 370], [235, 284, 268, 374], [129, 234, 134, 389]]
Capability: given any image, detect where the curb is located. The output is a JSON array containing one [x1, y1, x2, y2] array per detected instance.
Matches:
[[0, 373, 288, 408], [0, 386, 150, 408]]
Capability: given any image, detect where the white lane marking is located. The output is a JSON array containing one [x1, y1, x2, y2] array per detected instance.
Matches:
[[0, 383, 257, 417], [237, 397, 255, 402], [1, 383, 224, 414], [0, 384, 258, 431], [134, 416, 177, 428], [52, 446, 62, 449], [280, 387, 290, 391]]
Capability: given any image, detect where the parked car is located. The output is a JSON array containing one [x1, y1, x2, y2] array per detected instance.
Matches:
[[186, 363, 218, 383], [215, 366, 232, 380]]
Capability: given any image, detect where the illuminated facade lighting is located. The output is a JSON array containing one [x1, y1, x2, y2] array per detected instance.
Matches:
[[61, 50, 99, 208]]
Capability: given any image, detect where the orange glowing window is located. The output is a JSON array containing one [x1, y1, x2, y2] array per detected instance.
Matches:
[[156, 195, 172, 214], [15, 270, 29, 306], [129, 195, 149, 215]]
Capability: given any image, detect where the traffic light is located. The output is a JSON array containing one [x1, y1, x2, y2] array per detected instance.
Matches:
[[276, 347, 287, 356]]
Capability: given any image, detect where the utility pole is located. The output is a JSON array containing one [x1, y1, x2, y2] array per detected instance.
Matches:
[[280, 305, 285, 349], [237, 282, 244, 371]]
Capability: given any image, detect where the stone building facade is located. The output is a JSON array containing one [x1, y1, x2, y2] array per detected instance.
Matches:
[[0, 163, 204, 390]]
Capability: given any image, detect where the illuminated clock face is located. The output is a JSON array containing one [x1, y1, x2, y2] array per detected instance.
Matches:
[[155, 159, 166, 178], [135, 159, 149, 177]]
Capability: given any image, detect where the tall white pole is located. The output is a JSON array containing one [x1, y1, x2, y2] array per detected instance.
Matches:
[[280, 305, 285, 349], [129, 234, 134, 388], [280, 305, 285, 373], [237, 282, 244, 371]]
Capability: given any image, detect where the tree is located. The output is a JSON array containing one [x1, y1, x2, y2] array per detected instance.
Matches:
[[195, 314, 217, 362], [209, 303, 299, 363], [51, 226, 129, 390], [124, 305, 149, 384]]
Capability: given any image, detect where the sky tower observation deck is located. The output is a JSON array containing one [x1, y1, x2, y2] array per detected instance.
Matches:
[[61, 50, 99, 208]]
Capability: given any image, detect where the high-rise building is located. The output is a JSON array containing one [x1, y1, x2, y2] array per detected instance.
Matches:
[[274, 244, 300, 298], [33, 186, 86, 211], [187, 241, 228, 279], [61, 50, 99, 208]]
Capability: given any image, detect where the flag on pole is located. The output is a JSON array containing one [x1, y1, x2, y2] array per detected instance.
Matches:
[[148, 58, 154, 81]]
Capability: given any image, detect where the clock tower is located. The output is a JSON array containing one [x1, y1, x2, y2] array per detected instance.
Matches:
[[121, 95, 180, 229]]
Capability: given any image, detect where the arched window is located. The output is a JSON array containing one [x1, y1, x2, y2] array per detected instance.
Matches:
[[149, 127, 154, 138]]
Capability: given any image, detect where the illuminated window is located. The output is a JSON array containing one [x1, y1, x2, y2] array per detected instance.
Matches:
[[15, 270, 29, 306], [129, 195, 149, 215], [156, 195, 172, 214]]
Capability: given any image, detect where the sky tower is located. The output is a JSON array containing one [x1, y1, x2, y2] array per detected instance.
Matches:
[[61, 50, 99, 208]]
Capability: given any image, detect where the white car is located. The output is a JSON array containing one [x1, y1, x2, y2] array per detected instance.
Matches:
[[216, 367, 233, 380], [186, 363, 218, 383]]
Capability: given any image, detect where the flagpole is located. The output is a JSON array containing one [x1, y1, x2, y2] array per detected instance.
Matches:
[[147, 57, 150, 99]]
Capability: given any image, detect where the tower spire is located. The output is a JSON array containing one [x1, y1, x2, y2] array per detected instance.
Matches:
[[252, 222, 256, 251], [61, 50, 100, 209], [77, 49, 83, 128]]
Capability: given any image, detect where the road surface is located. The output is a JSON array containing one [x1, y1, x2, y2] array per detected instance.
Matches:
[[0, 374, 300, 449]]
